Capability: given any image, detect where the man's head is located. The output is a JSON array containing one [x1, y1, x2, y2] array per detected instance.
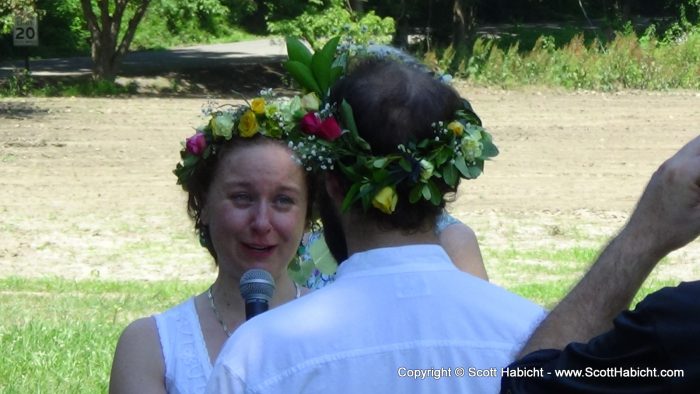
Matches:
[[320, 58, 465, 261]]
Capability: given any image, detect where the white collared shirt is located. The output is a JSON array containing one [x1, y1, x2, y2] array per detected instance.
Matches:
[[208, 245, 546, 393]]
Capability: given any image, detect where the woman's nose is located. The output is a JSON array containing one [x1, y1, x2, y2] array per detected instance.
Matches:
[[250, 202, 272, 233]]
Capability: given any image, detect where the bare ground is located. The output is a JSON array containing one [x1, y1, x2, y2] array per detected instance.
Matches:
[[1, 85, 699, 288]]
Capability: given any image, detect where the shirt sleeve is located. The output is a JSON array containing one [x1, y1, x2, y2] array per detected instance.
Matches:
[[500, 281, 700, 394]]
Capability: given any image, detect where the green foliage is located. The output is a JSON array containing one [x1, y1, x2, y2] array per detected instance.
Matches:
[[268, 3, 395, 50], [440, 24, 700, 91], [284, 36, 341, 97], [0, 277, 206, 393], [0, 75, 138, 97], [131, 0, 255, 50], [1, 0, 255, 59], [0, 68, 33, 96]]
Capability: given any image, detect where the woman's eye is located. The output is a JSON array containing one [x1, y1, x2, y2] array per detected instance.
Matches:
[[276, 195, 295, 206], [230, 193, 252, 203]]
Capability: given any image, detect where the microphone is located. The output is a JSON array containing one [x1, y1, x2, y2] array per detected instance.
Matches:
[[239, 269, 276, 320]]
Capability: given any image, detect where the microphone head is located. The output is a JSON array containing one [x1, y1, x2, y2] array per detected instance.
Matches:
[[239, 269, 275, 303]]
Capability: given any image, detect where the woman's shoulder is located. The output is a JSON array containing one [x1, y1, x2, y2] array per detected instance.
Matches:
[[110, 316, 166, 392], [115, 316, 160, 356]]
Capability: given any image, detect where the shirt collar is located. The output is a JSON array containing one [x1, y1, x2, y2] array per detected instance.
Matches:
[[335, 244, 454, 280]]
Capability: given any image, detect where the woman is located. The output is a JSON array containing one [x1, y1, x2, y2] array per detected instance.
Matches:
[[109, 97, 316, 394]]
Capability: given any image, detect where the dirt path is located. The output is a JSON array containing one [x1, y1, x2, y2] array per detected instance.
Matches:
[[1, 88, 698, 285]]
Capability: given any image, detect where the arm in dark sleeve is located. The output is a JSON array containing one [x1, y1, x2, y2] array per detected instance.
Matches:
[[501, 281, 700, 394]]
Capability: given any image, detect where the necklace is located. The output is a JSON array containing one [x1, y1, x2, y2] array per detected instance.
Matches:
[[207, 282, 302, 337], [207, 285, 233, 337]]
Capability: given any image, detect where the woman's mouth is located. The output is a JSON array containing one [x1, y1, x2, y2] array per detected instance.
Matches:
[[244, 243, 276, 255]]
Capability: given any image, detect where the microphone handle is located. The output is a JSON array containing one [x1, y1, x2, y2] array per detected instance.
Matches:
[[245, 299, 269, 320]]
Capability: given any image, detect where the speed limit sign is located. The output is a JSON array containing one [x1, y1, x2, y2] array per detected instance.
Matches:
[[13, 15, 39, 47]]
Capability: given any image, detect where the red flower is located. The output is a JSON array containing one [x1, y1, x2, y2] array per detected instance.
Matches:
[[300, 112, 322, 134], [185, 132, 207, 155], [300, 112, 342, 141], [318, 117, 342, 141]]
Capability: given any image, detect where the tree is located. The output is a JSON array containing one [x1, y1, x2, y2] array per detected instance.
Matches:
[[449, 0, 477, 74], [0, 0, 38, 33], [79, 0, 151, 81]]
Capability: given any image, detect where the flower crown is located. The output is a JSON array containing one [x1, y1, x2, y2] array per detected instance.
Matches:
[[174, 37, 498, 215]]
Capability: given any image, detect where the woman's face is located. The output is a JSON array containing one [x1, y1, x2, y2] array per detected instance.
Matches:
[[202, 142, 308, 279]]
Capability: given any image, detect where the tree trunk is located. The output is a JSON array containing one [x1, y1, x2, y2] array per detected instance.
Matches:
[[391, 0, 408, 48], [241, 1, 268, 35], [80, 0, 151, 81], [449, 0, 476, 75]]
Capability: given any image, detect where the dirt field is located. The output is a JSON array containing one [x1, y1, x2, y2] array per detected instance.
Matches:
[[1, 87, 699, 286]]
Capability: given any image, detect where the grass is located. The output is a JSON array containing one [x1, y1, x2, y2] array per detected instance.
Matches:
[[0, 277, 207, 393], [0, 250, 681, 392], [429, 23, 700, 91]]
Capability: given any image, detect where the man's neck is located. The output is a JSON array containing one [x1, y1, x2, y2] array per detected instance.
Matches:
[[343, 215, 440, 256]]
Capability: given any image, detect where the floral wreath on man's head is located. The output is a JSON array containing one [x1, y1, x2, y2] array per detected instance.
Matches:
[[174, 36, 498, 216]]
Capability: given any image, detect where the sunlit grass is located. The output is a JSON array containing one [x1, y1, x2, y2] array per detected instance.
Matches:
[[0, 277, 207, 393], [0, 254, 681, 391]]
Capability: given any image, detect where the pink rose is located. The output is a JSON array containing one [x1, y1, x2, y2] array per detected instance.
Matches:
[[317, 117, 342, 141], [300, 112, 342, 141], [185, 132, 207, 155], [300, 112, 322, 134]]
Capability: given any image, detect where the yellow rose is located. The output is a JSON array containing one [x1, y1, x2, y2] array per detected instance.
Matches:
[[372, 186, 398, 214], [251, 98, 266, 115], [238, 110, 259, 137], [447, 121, 464, 137], [300, 92, 320, 111]]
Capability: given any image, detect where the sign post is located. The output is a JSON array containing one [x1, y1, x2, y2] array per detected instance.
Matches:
[[12, 15, 39, 71]]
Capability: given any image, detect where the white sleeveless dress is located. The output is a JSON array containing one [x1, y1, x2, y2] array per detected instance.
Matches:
[[153, 298, 212, 394]]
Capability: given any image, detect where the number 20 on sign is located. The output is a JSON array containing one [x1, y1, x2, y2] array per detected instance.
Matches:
[[13, 15, 39, 47]]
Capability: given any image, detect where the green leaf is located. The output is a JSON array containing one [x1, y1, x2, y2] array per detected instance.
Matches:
[[409, 185, 422, 203], [455, 156, 471, 178], [340, 100, 358, 136], [469, 165, 482, 178], [399, 158, 412, 172], [338, 162, 358, 178], [285, 37, 312, 66], [428, 181, 441, 205], [341, 182, 362, 212], [372, 158, 388, 168], [310, 36, 340, 97], [311, 51, 332, 97], [319, 36, 340, 64], [330, 65, 344, 86], [182, 155, 199, 167], [482, 140, 499, 158], [372, 168, 389, 183], [435, 148, 451, 166], [359, 182, 373, 197], [284, 61, 321, 96], [421, 184, 431, 200], [459, 98, 482, 126], [443, 165, 458, 186]]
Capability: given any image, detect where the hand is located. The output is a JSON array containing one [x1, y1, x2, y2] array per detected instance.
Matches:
[[625, 135, 700, 258]]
